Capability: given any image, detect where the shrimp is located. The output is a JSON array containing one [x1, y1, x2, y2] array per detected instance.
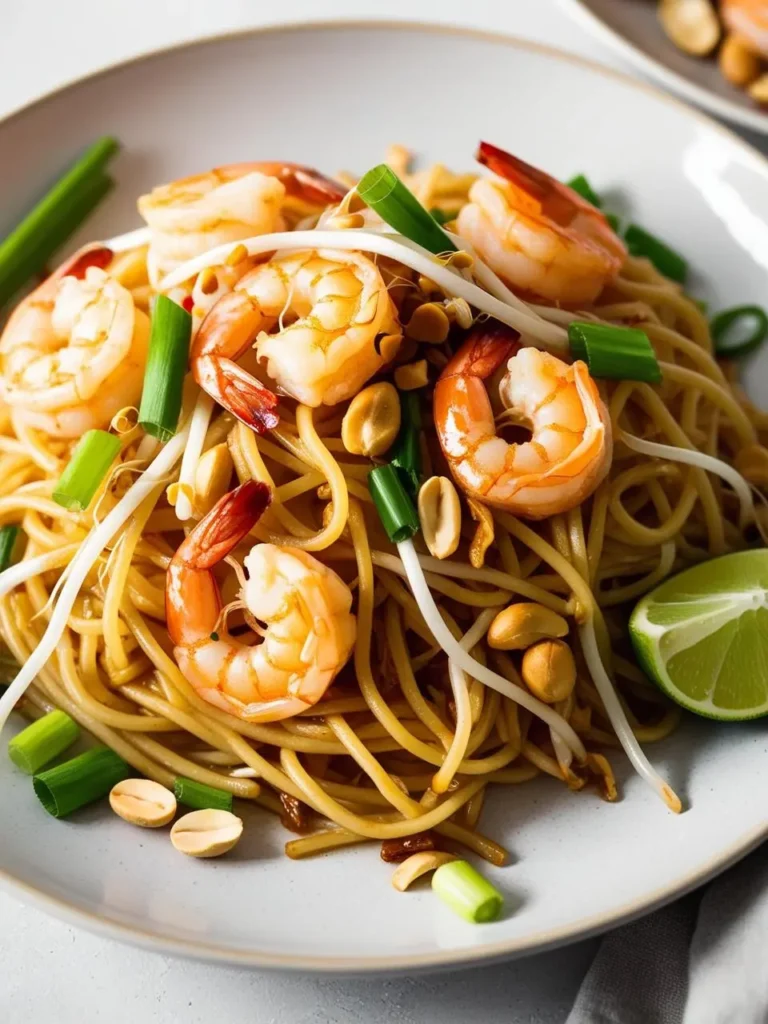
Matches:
[[456, 142, 626, 306], [190, 248, 402, 429], [166, 480, 357, 723], [138, 162, 346, 286], [0, 245, 150, 438], [433, 322, 612, 519], [722, 0, 768, 57]]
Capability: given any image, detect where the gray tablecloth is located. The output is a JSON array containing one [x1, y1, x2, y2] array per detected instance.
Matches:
[[566, 844, 768, 1024]]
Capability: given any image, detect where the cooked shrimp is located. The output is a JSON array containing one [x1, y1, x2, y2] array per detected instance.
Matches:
[[191, 248, 402, 429], [138, 161, 346, 286], [0, 245, 150, 439], [457, 142, 626, 306], [166, 480, 356, 722], [434, 322, 612, 519], [722, 0, 768, 56]]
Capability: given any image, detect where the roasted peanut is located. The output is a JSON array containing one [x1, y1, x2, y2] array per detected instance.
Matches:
[[749, 73, 768, 104], [719, 33, 761, 87], [405, 302, 451, 345], [341, 382, 401, 457], [487, 602, 569, 650], [521, 639, 576, 703], [418, 476, 461, 559], [659, 0, 720, 56], [109, 779, 177, 828], [194, 443, 235, 515], [394, 359, 429, 391], [170, 809, 243, 858]]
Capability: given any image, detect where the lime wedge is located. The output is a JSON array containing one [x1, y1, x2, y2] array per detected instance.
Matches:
[[629, 550, 768, 721]]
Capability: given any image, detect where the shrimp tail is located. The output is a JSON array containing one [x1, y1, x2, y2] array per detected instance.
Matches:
[[183, 480, 272, 569], [193, 291, 280, 434], [476, 141, 579, 223], [166, 481, 271, 646], [441, 320, 520, 381], [219, 162, 347, 205], [59, 244, 114, 281], [196, 354, 280, 434]]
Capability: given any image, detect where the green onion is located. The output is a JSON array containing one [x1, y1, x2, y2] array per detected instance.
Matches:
[[567, 174, 602, 208], [605, 212, 621, 234], [53, 429, 121, 511], [0, 137, 118, 307], [624, 224, 687, 284], [430, 207, 459, 226], [696, 298, 710, 315], [8, 710, 80, 775], [0, 525, 20, 574], [432, 860, 504, 923], [569, 321, 662, 383], [368, 464, 420, 544], [33, 746, 130, 818], [138, 295, 193, 442], [357, 165, 457, 255], [390, 390, 422, 498], [710, 305, 768, 359], [174, 776, 233, 812]]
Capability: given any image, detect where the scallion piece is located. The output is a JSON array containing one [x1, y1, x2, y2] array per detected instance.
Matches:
[[0, 136, 118, 307], [605, 212, 621, 234], [696, 298, 709, 315], [357, 165, 457, 256], [8, 709, 80, 775], [33, 746, 130, 818], [430, 207, 459, 226], [368, 464, 420, 544], [0, 525, 20, 574], [567, 174, 602, 208], [569, 321, 662, 383], [174, 776, 233, 812], [624, 224, 687, 284], [138, 295, 193, 442], [390, 390, 422, 498], [53, 430, 121, 511], [432, 860, 503, 923], [710, 305, 768, 359]]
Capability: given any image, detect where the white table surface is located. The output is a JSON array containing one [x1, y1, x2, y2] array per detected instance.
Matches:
[[0, 1, 740, 1020]]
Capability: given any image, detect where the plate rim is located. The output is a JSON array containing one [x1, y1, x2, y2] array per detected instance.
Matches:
[[2, 17, 768, 973], [562, 0, 768, 135]]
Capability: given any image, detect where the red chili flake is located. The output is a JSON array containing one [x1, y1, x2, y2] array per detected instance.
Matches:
[[181, 295, 194, 313]]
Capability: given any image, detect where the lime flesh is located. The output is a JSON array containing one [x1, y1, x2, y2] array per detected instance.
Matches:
[[629, 550, 768, 721]]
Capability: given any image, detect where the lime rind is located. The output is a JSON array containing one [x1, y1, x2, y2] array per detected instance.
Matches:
[[629, 551, 768, 722]]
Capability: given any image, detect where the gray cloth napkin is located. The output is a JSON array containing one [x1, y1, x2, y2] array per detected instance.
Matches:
[[566, 843, 768, 1024]]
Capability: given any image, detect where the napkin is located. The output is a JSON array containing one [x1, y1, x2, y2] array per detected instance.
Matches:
[[566, 842, 768, 1024]]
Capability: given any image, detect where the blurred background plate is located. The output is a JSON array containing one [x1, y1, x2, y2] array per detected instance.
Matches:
[[2, 21, 768, 971], [564, 0, 768, 134]]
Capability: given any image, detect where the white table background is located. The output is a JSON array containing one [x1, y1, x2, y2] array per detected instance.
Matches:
[[0, 1, 740, 1020]]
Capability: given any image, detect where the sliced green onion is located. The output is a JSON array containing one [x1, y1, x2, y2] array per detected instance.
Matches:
[[0, 525, 20, 574], [0, 136, 118, 307], [138, 295, 193, 442], [53, 430, 121, 511], [624, 224, 687, 284], [569, 321, 662, 383], [368, 464, 420, 544], [357, 165, 456, 255], [710, 305, 768, 359], [430, 207, 459, 226], [605, 212, 621, 234], [33, 746, 130, 818], [431, 859, 504, 923], [174, 776, 233, 812], [696, 298, 709, 315], [8, 710, 80, 775], [390, 390, 422, 498], [566, 174, 602, 208]]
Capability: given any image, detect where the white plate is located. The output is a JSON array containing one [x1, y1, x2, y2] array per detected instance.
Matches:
[[2, 22, 768, 972], [563, 0, 768, 135]]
